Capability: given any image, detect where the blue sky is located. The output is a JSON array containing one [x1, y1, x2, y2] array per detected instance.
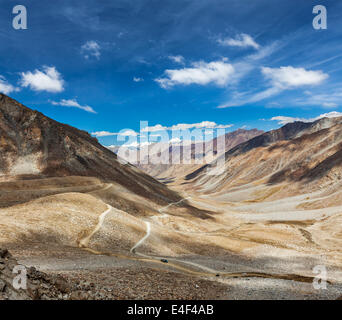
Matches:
[[0, 0, 342, 146]]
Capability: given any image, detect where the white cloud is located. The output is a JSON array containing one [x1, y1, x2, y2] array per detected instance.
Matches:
[[170, 123, 203, 131], [51, 99, 96, 113], [141, 124, 168, 132], [120, 138, 194, 149], [0, 76, 18, 95], [123, 141, 152, 148], [218, 33, 260, 50], [91, 131, 116, 137], [168, 55, 185, 64], [270, 116, 305, 125], [271, 111, 342, 125], [169, 137, 182, 144], [262, 66, 328, 88], [318, 111, 342, 119], [133, 77, 144, 82], [322, 102, 338, 108], [155, 60, 234, 88], [81, 41, 101, 60], [142, 121, 233, 132], [166, 137, 194, 146], [21, 66, 64, 93], [218, 66, 329, 108], [118, 130, 139, 136], [91, 129, 139, 137], [170, 121, 233, 130], [123, 141, 140, 148]]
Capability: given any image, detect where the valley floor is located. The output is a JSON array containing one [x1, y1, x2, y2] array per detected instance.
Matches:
[[8, 244, 342, 300], [1, 176, 341, 300]]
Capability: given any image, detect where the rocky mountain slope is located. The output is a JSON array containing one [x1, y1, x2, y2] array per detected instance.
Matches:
[[185, 116, 342, 202], [0, 248, 71, 300], [2, 94, 341, 300], [0, 94, 181, 205], [114, 128, 263, 182]]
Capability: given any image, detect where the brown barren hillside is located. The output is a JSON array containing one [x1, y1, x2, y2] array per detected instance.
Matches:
[[0, 94, 182, 205], [185, 116, 342, 198], [135, 128, 264, 182], [1, 94, 341, 300]]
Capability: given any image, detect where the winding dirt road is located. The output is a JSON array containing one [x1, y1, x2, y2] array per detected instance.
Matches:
[[130, 221, 151, 254], [158, 197, 191, 214], [79, 197, 320, 285], [79, 204, 113, 248]]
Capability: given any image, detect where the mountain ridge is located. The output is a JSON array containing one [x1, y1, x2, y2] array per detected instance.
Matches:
[[0, 94, 181, 204], [183, 115, 342, 202], [185, 116, 342, 183]]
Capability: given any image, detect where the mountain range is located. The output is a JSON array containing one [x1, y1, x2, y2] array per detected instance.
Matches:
[[1, 94, 342, 300]]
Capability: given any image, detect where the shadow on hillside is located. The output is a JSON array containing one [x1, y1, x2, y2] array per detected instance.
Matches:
[[268, 148, 342, 185]]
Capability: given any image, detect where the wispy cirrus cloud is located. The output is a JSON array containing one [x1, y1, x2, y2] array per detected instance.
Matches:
[[270, 111, 342, 125], [142, 121, 233, 132], [218, 66, 329, 108], [247, 42, 279, 61], [97, 121, 233, 139], [51, 99, 96, 113], [91, 131, 117, 137], [20, 66, 65, 93], [155, 59, 234, 88], [92, 129, 139, 137], [218, 86, 281, 108], [133, 77, 144, 82], [169, 121, 233, 130], [291, 89, 342, 109], [81, 41, 101, 60], [122, 141, 152, 148], [218, 33, 260, 50], [0, 76, 19, 95], [322, 102, 338, 108], [168, 55, 185, 64], [141, 124, 167, 132]]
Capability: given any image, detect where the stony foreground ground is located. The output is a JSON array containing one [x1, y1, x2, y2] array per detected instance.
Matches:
[[0, 248, 70, 300], [2, 246, 341, 300], [0, 247, 227, 300]]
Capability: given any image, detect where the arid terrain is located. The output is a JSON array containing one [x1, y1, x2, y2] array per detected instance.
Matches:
[[1, 94, 341, 300]]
